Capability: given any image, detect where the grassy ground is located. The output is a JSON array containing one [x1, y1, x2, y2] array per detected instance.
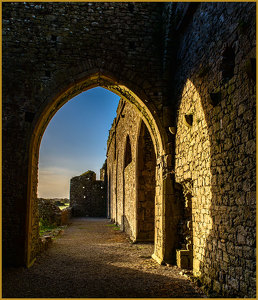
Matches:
[[58, 203, 70, 210], [39, 219, 66, 236], [105, 223, 120, 231]]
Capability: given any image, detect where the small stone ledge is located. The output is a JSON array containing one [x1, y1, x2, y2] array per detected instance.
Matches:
[[38, 227, 66, 254], [176, 249, 193, 270]]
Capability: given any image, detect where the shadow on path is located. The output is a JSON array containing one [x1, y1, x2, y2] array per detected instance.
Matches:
[[3, 218, 206, 298]]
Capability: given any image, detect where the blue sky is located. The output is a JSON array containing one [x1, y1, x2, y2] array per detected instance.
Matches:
[[38, 87, 120, 198]]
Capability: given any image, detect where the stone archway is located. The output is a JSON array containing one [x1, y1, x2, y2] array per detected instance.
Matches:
[[26, 72, 168, 267]]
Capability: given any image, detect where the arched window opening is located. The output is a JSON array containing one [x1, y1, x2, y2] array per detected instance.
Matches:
[[124, 135, 132, 168], [136, 120, 156, 243], [220, 46, 235, 83]]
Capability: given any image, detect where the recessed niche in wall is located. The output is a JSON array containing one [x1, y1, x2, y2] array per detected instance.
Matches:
[[210, 91, 221, 106], [124, 135, 132, 167], [220, 46, 235, 83], [184, 114, 193, 127], [245, 57, 256, 81]]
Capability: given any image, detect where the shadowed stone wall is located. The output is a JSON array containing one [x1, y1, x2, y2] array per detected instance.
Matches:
[[136, 121, 156, 242], [38, 198, 71, 226], [3, 1, 165, 267], [38, 198, 63, 226], [171, 3, 256, 297]]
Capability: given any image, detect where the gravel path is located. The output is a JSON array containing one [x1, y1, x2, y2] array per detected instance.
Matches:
[[3, 218, 206, 298]]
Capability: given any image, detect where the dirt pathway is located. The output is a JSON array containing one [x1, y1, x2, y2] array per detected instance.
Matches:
[[3, 218, 206, 298]]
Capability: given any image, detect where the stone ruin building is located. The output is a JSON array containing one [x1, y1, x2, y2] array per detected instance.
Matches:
[[38, 198, 70, 227], [3, 2, 256, 297], [70, 169, 107, 218]]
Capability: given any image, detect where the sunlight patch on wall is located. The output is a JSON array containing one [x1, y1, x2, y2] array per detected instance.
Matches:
[[175, 79, 212, 276]]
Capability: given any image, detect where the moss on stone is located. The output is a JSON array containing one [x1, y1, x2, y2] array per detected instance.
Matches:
[[80, 170, 95, 176]]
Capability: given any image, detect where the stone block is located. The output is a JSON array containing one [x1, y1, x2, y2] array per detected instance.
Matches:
[[176, 249, 193, 269]]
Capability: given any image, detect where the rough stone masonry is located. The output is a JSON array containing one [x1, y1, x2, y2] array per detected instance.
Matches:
[[70, 170, 107, 218], [2, 2, 256, 297]]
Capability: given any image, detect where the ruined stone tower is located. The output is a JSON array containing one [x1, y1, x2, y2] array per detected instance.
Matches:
[[70, 170, 107, 218]]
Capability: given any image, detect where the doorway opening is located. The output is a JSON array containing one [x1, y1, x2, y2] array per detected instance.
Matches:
[[26, 74, 165, 267], [36, 87, 120, 254], [136, 120, 156, 242]]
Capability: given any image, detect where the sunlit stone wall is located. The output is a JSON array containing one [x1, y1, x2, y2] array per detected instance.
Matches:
[[107, 99, 141, 239], [173, 3, 256, 297], [175, 79, 212, 276]]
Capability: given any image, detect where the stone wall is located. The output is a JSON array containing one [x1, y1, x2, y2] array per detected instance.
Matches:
[[106, 3, 256, 294], [107, 99, 157, 243], [60, 208, 71, 226], [2, 2, 165, 267], [107, 99, 140, 239], [38, 198, 71, 226], [70, 170, 106, 218], [100, 160, 107, 182], [38, 198, 62, 226], [172, 3, 256, 297]]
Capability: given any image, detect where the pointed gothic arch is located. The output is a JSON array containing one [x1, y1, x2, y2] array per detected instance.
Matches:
[[124, 135, 132, 168], [135, 120, 156, 242], [25, 72, 168, 267]]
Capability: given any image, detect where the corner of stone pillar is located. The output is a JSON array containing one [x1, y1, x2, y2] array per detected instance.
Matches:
[[152, 253, 165, 265], [163, 173, 178, 265]]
